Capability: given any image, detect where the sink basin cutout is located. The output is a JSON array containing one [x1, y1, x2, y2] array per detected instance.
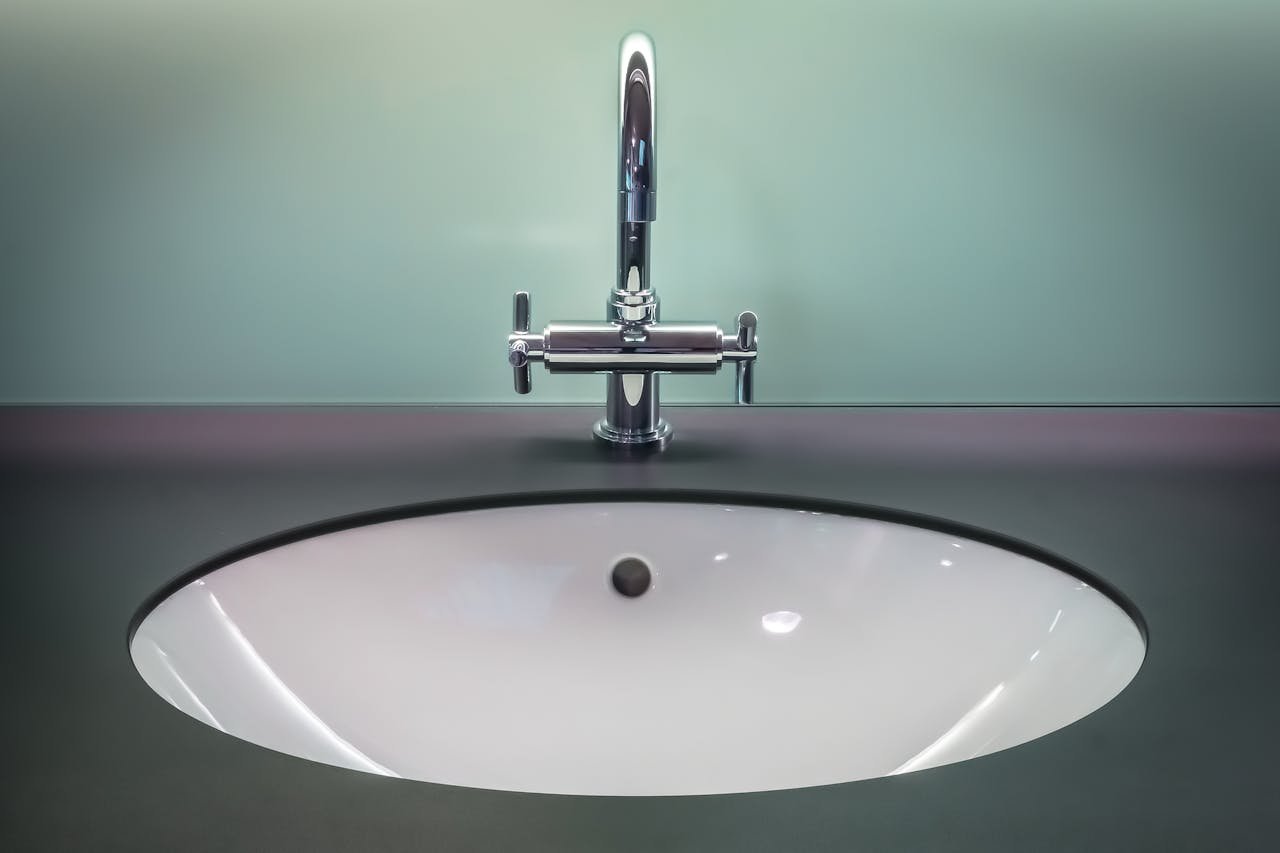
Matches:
[[130, 495, 1146, 796]]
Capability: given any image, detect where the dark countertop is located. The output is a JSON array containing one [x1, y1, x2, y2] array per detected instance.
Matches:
[[2, 406, 1279, 852]]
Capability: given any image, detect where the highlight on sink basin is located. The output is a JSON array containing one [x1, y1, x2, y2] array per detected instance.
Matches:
[[129, 495, 1146, 796]]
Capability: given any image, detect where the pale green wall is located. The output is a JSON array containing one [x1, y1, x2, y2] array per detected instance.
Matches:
[[2, 0, 1277, 404]]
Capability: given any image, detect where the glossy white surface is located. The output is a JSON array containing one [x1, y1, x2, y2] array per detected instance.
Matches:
[[131, 502, 1145, 796]]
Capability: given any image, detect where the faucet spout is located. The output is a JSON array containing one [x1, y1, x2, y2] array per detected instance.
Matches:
[[614, 33, 658, 322], [618, 33, 656, 225]]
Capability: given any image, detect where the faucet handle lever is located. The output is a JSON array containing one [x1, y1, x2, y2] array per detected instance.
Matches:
[[736, 311, 757, 351], [734, 311, 757, 405], [513, 291, 531, 333], [510, 291, 533, 394]]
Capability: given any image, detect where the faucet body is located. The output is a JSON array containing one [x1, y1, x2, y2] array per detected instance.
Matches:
[[506, 33, 759, 451]]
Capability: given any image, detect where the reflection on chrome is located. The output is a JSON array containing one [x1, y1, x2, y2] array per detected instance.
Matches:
[[1029, 649, 1041, 662], [205, 592, 396, 777], [714, 552, 730, 562], [1049, 608, 1063, 632], [940, 559, 953, 567], [761, 610, 802, 634], [890, 682, 1006, 776]]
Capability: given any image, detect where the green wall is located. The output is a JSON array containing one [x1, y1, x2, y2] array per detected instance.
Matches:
[[2, 0, 1277, 404]]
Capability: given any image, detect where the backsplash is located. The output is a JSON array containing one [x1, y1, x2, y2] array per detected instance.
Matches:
[[2, 0, 1276, 404]]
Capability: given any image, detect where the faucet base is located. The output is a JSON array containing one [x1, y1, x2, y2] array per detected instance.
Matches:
[[592, 418, 673, 452], [595, 372, 671, 451]]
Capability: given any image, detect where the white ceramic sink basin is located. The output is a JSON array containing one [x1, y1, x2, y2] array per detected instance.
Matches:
[[130, 497, 1145, 796]]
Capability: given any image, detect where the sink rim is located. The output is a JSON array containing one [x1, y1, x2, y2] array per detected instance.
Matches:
[[126, 488, 1149, 654]]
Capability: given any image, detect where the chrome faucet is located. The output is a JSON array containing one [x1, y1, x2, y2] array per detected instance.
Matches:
[[506, 32, 759, 451]]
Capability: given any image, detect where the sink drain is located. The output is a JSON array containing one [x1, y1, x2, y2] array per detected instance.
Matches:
[[610, 557, 652, 597]]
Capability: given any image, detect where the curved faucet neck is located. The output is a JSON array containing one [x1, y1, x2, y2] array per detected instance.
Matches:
[[618, 33, 656, 224], [613, 33, 658, 325]]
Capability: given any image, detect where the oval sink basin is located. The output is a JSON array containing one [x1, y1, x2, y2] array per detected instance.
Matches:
[[130, 497, 1145, 796]]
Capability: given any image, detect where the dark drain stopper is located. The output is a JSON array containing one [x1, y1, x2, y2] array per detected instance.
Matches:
[[611, 557, 652, 597]]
